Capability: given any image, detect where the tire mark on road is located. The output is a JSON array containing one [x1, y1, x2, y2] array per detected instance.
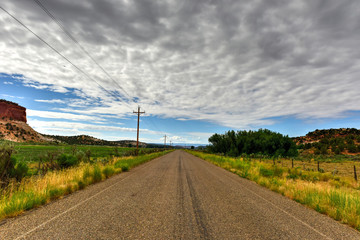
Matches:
[[173, 155, 186, 239], [184, 158, 211, 240]]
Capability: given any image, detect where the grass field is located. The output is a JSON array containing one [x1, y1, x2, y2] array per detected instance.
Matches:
[[12, 145, 135, 163], [255, 157, 360, 179], [188, 150, 360, 230]]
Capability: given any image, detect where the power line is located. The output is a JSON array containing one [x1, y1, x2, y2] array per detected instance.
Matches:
[[30, 0, 168, 140], [1, 4, 166, 141], [0, 5, 129, 108], [31, 0, 134, 103], [144, 116, 163, 134]]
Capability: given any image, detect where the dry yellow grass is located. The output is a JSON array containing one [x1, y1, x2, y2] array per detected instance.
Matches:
[[259, 157, 359, 178]]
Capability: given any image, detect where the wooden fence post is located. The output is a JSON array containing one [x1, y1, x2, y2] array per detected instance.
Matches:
[[292, 158, 294, 168], [354, 165, 358, 181], [318, 161, 320, 172]]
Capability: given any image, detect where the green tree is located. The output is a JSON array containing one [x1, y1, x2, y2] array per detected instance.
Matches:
[[208, 129, 297, 157]]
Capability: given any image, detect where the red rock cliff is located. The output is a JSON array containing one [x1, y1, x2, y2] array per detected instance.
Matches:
[[0, 100, 27, 123]]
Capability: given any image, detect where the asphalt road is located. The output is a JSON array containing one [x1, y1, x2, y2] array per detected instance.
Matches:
[[1, 150, 359, 239]]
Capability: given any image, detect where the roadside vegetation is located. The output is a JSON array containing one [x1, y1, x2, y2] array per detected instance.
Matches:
[[11, 144, 145, 162], [188, 150, 360, 230], [208, 129, 298, 157], [0, 142, 171, 220], [295, 128, 360, 155]]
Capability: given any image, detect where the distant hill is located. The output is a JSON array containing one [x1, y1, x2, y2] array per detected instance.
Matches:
[[294, 128, 360, 155], [40, 134, 147, 147], [0, 120, 50, 142]]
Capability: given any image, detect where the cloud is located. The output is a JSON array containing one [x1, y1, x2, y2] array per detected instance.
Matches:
[[1, 0, 360, 130], [187, 132, 213, 139], [27, 109, 103, 122], [34, 99, 66, 104], [28, 119, 163, 136], [0, 94, 24, 99]]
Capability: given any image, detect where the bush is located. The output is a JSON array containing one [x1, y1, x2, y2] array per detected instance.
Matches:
[[57, 154, 78, 168], [92, 165, 102, 183], [0, 144, 28, 183], [75, 151, 86, 163], [77, 180, 86, 189], [82, 166, 91, 181], [49, 188, 64, 200], [102, 166, 115, 178], [114, 161, 129, 171], [259, 167, 274, 177], [273, 166, 284, 177], [85, 149, 91, 162], [12, 161, 29, 181]]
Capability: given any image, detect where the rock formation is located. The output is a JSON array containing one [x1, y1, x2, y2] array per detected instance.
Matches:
[[0, 99, 27, 122]]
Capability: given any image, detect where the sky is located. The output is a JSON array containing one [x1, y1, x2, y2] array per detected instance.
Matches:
[[1, 0, 360, 145]]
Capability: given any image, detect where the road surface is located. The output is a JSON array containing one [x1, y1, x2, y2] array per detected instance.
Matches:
[[1, 150, 359, 239]]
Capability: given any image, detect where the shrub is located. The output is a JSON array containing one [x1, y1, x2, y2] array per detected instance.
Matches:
[[85, 149, 91, 162], [92, 165, 102, 183], [102, 166, 115, 178], [49, 188, 64, 200], [114, 161, 129, 171], [57, 154, 78, 168], [75, 151, 86, 163], [82, 166, 91, 181], [273, 166, 284, 177], [12, 161, 29, 181], [0, 144, 28, 183], [260, 167, 274, 177], [77, 180, 86, 190], [287, 168, 301, 180]]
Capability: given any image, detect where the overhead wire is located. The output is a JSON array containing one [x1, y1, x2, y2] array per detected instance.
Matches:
[[31, 0, 134, 106], [32, 0, 160, 135], [0, 4, 166, 141], [0, 5, 130, 109]]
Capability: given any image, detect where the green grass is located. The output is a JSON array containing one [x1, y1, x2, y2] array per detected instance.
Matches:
[[0, 150, 173, 220], [188, 150, 360, 231], [12, 145, 135, 163]]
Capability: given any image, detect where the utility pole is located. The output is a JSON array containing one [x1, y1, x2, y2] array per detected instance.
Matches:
[[133, 106, 145, 155], [164, 135, 167, 149]]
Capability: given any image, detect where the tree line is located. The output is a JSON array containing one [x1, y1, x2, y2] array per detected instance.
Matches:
[[208, 129, 298, 157]]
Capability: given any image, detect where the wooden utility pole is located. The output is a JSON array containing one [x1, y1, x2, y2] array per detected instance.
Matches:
[[133, 106, 145, 155], [164, 135, 167, 149]]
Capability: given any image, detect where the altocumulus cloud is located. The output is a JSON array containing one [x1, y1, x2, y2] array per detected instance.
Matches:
[[1, 0, 360, 129]]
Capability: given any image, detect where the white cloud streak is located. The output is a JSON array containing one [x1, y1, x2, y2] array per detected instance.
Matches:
[[34, 99, 65, 104], [27, 109, 103, 122], [28, 119, 163, 136]]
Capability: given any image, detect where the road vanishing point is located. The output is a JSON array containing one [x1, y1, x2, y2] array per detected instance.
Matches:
[[1, 150, 359, 239]]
